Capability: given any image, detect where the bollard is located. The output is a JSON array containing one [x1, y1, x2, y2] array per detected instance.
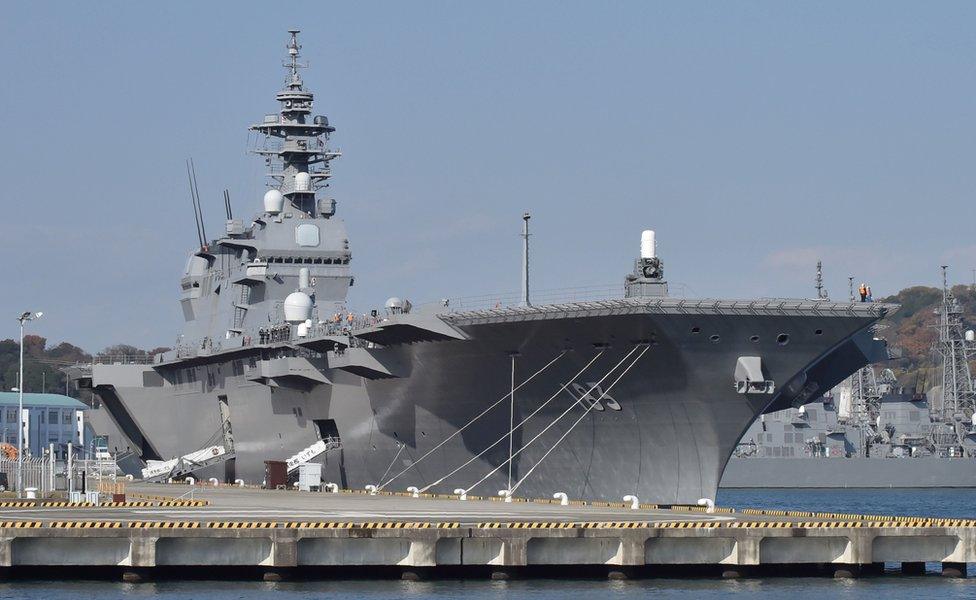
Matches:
[[186, 477, 195, 485], [365, 484, 378, 495], [454, 488, 468, 500], [209, 478, 219, 486], [407, 486, 420, 498], [325, 482, 339, 493], [623, 494, 639, 510], [125, 474, 134, 481], [235, 479, 245, 487], [697, 497, 715, 514], [553, 492, 569, 506], [498, 489, 512, 503]]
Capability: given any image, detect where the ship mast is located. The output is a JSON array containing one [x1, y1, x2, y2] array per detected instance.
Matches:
[[250, 30, 341, 218], [933, 266, 976, 454]]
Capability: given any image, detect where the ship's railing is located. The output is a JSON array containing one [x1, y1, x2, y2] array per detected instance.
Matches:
[[92, 354, 156, 365]]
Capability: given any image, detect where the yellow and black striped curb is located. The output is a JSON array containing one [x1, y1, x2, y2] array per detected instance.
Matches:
[[0, 521, 42, 528], [130, 521, 203, 529], [0, 500, 209, 509], [48, 521, 125, 528]]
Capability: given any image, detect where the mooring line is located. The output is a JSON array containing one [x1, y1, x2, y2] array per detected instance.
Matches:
[[418, 350, 606, 493], [509, 345, 649, 495], [461, 345, 642, 495], [378, 350, 568, 490]]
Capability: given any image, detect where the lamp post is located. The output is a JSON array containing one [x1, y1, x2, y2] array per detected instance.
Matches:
[[16, 311, 42, 498]]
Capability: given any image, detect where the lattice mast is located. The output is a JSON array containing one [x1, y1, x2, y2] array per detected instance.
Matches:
[[250, 30, 341, 217], [935, 266, 976, 424]]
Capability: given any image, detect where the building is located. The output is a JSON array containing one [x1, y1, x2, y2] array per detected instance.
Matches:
[[0, 392, 87, 459]]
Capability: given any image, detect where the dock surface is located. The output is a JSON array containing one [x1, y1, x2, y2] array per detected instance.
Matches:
[[0, 483, 973, 581]]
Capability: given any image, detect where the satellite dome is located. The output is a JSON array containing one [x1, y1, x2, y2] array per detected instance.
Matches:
[[385, 297, 404, 310], [295, 172, 311, 192], [263, 189, 284, 214], [283, 291, 313, 323]]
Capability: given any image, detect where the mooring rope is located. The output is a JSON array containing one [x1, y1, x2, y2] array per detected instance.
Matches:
[[509, 344, 650, 495], [417, 350, 606, 493], [379, 442, 405, 483], [377, 349, 567, 490], [460, 345, 642, 494]]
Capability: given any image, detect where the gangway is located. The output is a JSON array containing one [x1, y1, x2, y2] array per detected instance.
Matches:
[[286, 436, 341, 472], [141, 405, 236, 482]]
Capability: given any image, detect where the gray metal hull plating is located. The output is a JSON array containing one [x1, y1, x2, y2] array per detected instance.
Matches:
[[87, 302, 885, 504], [721, 456, 976, 488]]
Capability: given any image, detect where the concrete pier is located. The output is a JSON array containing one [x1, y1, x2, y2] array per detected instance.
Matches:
[[0, 483, 972, 580]]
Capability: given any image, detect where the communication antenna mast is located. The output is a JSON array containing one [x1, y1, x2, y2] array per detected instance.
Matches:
[[520, 212, 531, 307], [932, 266, 976, 454], [815, 261, 828, 300], [848, 277, 855, 302]]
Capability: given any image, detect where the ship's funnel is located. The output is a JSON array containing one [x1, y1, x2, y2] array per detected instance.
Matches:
[[640, 230, 656, 259]]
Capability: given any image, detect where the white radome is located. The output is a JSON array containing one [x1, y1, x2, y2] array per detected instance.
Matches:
[[283, 291, 313, 323], [295, 172, 312, 192], [263, 189, 284, 214]]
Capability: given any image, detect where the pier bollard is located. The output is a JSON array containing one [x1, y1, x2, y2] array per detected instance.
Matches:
[[365, 484, 378, 495], [696, 498, 715, 514], [553, 492, 568, 506], [209, 478, 219, 486], [325, 482, 339, 493], [498, 489, 512, 503], [407, 486, 420, 498], [623, 495, 639, 510], [186, 477, 195, 486], [941, 562, 967, 578], [454, 488, 467, 500], [235, 479, 245, 487]]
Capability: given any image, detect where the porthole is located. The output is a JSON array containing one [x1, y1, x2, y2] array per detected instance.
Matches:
[[709, 334, 721, 343], [691, 327, 701, 334], [777, 333, 790, 346], [814, 329, 823, 336], [749, 335, 760, 343]]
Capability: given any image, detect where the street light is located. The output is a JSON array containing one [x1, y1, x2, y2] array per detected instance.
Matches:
[[16, 311, 42, 498]]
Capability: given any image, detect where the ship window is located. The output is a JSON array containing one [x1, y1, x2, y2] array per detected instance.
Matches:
[[709, 334, 720, 343], [749, 335, 760, 343], [690, 327, 701, 334], [776, 333, 790, 346]]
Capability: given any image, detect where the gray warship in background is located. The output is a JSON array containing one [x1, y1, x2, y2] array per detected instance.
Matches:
[[722, 267, 976, 488], [68, 31, 895, 504]]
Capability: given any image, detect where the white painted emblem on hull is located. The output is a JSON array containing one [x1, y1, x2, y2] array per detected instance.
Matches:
[[570, 382, 622, 411]]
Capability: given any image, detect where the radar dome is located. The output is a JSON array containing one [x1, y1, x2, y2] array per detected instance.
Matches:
[[385, 297, 404, 310], [283, 291, 313, 323], [295, 172, 311, 192], [264, 189, 284, 214]]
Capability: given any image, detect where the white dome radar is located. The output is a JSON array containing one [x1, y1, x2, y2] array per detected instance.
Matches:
[[284, 291, 313, 323], [295, 172, 311, 192], [264, 189, 284, 214]]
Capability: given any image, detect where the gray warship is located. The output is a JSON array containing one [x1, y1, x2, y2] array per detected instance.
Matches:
[[722, 267, 976, 488], [69, 31, 896, 504]]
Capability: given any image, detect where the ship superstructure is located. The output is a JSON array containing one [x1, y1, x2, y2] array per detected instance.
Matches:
[[71, 32, 896, 504]]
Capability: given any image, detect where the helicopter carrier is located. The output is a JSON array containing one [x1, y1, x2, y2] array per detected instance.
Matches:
[[722, 269, 976, 488], [69, 31, 896, 504]]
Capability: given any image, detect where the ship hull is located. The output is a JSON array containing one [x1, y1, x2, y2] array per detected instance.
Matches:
[[721, 456, 976, 488], [84, 301, 888, 504]]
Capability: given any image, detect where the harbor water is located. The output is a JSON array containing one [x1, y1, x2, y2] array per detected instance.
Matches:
[[0, 488, 973, 599]]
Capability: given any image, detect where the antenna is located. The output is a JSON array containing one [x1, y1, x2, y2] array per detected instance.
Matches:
[[189, 158, 207, 246], [224, 189, 233, 220], [848, 276, 854, 302], [185, 159, 204, 248], [521, 212, 531, 307], [815, 261, 828, 300]]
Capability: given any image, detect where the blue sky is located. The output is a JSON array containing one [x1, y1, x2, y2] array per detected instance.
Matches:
[[2, 2, 975, 351]]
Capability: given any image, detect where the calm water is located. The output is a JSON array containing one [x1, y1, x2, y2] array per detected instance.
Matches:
[[0, 488, 973, 599]]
